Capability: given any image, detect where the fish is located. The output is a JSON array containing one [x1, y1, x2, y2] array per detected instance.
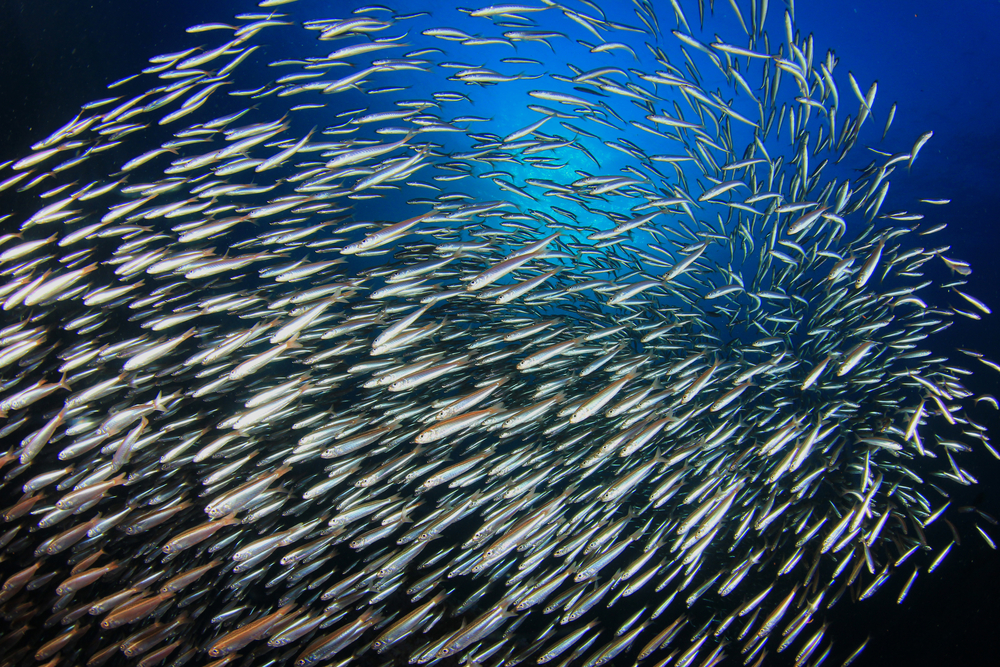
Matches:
[[0, 1, 991, 667]]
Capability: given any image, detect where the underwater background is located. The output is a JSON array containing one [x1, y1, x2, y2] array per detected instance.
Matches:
[[0, 1, 999, 665]]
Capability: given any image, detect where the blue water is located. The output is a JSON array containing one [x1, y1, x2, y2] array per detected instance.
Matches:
[[1, 0, 999, 664]]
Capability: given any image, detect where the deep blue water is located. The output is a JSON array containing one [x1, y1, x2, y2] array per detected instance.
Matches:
[[1, 0, 999, 665]]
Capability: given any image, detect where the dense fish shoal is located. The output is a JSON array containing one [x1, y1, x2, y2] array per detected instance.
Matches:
[[0, 1, 998, 667]]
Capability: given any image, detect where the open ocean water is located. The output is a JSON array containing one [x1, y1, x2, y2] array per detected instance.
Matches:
[[0, 1, 998, 666]]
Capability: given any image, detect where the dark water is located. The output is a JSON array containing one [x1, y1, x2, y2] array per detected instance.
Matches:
[[1, 1, 999, 665]]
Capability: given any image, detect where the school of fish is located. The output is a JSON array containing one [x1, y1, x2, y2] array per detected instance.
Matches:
[[0, 0, 996, 666]]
